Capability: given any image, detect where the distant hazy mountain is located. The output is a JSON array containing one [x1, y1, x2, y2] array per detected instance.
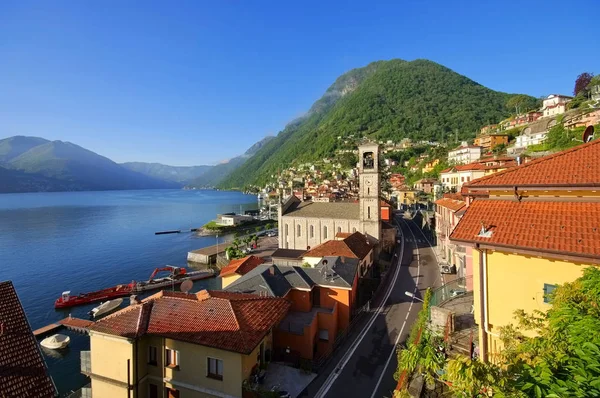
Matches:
[[185, 136, 274, 188], [0, 136, 50, 163], [0, 136, 180, 193], [120, 162, 212, 184], [0, 165, 82, 193]]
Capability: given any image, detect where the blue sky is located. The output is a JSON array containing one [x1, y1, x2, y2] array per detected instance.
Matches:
[[1, 0, 598, 166]]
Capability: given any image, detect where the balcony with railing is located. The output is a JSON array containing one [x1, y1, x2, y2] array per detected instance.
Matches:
[[80, 351, 91, 375]]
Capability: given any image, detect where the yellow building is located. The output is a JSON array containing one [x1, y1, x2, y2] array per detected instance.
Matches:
[[421, 158, 440, 173], [393, 187, 419, 206], [219, 255, 265, 289], [474, 133, 509, 151], [451, 139, 600, 363], [84, 290, 290, 398]]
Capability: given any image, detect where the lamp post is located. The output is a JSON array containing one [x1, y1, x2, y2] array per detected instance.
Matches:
[[405, 291, 424, 302]]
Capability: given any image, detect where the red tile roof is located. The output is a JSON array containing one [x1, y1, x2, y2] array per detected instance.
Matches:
[[304, 231, 372, 259], [0, 281, 57, 398], [220, 255, 265, 277], [89, 290, 290, 355], [335, 232, 353, 239], [450, 200, 600, 259], [465, 139, 600, 188], [440, 163, 487, 173], [434, 198, 466, 212]]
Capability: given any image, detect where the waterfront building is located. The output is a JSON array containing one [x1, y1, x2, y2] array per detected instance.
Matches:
[[451, 139, 600, 363], [84, 290, 289, 398]]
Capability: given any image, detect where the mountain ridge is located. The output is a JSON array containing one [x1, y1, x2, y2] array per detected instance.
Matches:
[[219, 58, 536, 188]]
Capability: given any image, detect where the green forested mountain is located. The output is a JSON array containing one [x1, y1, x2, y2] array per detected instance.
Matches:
[[220, 59, 534, 188], [120, 162, 212, 184]]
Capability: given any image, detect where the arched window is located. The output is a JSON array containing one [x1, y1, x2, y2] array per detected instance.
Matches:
[[363, 152, 375, 169], [337, 226, 342, 234], [310, 225, 314, 238], [285, 224, 289, 235], [368, 207, 371, 219], [323, 226, 328, 239], [297, 224, 301, 237], [353, 227, 357, 233]]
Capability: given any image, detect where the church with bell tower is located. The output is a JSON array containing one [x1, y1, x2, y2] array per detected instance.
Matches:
[[278, 142, 385, 251], [358, 142, 381, 242]]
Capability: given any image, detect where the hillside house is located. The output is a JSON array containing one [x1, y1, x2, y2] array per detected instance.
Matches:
[[453, 139, 600, 363], [448, 143, 482, 165]]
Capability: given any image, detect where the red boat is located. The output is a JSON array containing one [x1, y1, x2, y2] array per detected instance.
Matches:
[[54, 266, 216, 309], [54, 284, 134, 309]]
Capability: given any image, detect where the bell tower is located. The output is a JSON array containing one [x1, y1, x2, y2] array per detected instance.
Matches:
[[358, 142, 381, 242]]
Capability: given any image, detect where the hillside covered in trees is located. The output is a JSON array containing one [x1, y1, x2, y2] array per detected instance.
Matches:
[[220, 59, 534, 189]]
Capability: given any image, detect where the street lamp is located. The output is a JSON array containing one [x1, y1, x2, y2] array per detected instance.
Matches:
[[405, 291, 424, 302]]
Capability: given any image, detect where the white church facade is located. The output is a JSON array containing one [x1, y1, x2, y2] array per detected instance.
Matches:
[[279, 143, 382, 251]]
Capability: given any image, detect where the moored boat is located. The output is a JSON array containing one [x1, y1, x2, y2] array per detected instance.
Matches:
[[89, 298, 124, 318], [55, 285, 133, 309], [54, 266, 216, 309], [40, 334, 70, 349]]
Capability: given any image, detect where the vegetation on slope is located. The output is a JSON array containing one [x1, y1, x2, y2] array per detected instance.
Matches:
[[220, 59, 534, 189]]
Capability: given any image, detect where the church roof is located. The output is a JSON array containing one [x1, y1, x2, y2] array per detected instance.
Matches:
[[282, 201, 360, 220]]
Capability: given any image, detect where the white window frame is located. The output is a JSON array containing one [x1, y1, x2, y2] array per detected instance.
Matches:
[[165, 347, 180, 368]]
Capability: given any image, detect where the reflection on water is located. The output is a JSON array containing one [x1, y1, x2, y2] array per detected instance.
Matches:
[[41, 345, 71, 360], [0, 189, 256, 396]]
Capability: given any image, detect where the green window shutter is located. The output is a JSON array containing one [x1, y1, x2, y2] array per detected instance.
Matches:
[[543, 283, 557, 303]]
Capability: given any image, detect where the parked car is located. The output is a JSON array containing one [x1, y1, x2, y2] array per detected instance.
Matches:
[[450, 288, 467, 297]]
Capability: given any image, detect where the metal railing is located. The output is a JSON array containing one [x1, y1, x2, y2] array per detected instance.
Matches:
[[65, 383, 92, 398], [430, 276, 472, 307]]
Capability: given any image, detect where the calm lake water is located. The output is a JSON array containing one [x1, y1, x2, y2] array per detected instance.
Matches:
[[0, 189, 258, 396]]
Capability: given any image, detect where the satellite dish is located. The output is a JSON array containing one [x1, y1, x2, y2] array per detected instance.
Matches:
[[180, 280, 193, 294], [583, 125, 595, 143]]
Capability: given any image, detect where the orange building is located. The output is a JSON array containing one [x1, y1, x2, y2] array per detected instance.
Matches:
[[225, 256, 360, 360]]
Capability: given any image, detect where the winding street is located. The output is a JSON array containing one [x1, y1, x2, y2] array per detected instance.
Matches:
[[301, 212, 442, 398]]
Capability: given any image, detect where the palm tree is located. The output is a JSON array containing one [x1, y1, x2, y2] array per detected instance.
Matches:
[[266, 223, 273, 230], [252, 234, 259, 247], [255, 226, 262, 233], [232, 239, 241, 250]]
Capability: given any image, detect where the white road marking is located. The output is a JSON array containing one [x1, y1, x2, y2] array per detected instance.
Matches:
[[369, 218, 422, 398], [410, 215, 445, 286], [313, 218, 405, 398]]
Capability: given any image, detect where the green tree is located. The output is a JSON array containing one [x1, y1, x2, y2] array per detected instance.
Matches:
[[265, 223, 273, 230], [506, 94, 531, 115], [492, 143, 507, 155]]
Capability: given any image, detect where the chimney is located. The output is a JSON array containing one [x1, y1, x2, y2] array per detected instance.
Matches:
[[130, 295, 140, 306]]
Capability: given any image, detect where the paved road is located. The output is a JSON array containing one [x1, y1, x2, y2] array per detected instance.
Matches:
[[302, 213, 442, 398]]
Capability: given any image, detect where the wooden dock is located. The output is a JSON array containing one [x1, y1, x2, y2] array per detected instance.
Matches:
[[33, 316, 95, 338]]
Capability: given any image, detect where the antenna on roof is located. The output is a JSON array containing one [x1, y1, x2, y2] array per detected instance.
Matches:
[[180, 280, 193, 294]]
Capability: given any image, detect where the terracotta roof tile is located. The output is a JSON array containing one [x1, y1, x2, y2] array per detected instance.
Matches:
[[450, 200, 600, 259], [434, 198, 466, 212], [89, 290, 290, 355], [465, 139, 600, 188], [303, 232, 372, 259], [219, 256, 265, 277], [440, 163, 487, 173], [0, 281, 57, 398]]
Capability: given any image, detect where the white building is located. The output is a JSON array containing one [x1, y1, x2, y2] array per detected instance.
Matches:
[[448, 142, 483, 165], [216, 213, 253, 226], [542, 94, 572, 118], [511, 118, 558, 152], [440, 164, 486, 192]]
